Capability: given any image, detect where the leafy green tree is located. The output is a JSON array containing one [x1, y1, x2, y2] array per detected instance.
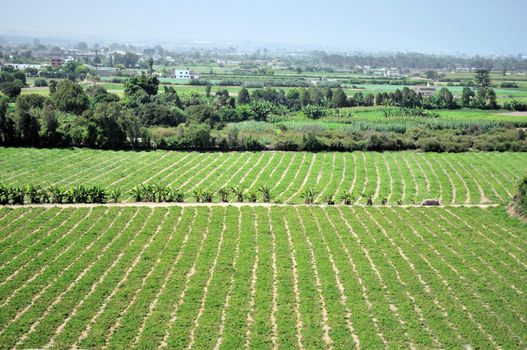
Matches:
[[437, 88, 456, 109], [161, 86, 183, 108], [0, 81, 23, 99], [51, 79, 89, 115], [124, 73, 159, 97], [461, 86, 474, 107], [215, 89, 231, 107], [425, 70, 439, 80], [374, 92, 384, 106], [186, 104, 221, 127], [14, 94, 46, 145], [135, 103, 186, 126], [147, 57, 154, 75], [92, 102, 127, 148], [308, 87, 323, 105], [86, 86, 120, 105], [237, 87, 251, 105], [114, 52, 139, 68], [0, 97, 14, 144], [331, 88, 347, 107], [184, 123, 213, 149], [364, 93, 375, 106], [39, 103, 61, 145], [475, 69, 492, 88], [299, 88, 311, 106]]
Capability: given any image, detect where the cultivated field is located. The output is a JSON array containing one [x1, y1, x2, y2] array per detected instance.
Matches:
[[0, 206, 526, 349], [1, 148, 526, 204]]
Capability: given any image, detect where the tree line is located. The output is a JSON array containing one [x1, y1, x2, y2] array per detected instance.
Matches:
[[0, 68, 524, 151]]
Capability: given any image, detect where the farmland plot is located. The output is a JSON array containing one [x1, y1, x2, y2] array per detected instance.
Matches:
[[0, 206, 525, 349], [1, 147, 526, 204]]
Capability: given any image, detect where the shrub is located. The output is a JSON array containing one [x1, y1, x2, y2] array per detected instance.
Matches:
[[500, 82, 519, 88], [417, 138, 444, 152], [34, 78, 48, 87], [512, 175, 527, 218]]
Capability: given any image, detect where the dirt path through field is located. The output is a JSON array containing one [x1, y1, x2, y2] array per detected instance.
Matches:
[[1, 202, 501, 209]]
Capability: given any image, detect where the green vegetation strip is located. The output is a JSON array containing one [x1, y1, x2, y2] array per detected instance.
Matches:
[[1, 148, 526, 205], [0, 206, 525, 348]]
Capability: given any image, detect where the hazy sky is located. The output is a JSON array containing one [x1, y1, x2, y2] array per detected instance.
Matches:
[[1, 0, 526, 54]]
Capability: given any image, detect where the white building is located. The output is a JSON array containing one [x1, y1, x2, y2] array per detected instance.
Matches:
[[173, 68, 199, 79]]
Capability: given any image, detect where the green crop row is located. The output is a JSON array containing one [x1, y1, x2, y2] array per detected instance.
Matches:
[[0, 206, 526, 348], [1, 148, 526, 205]]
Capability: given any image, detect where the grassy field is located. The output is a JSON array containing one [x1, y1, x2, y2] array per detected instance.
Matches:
[[272, 108, 527, 132], [1, 148, 526, 204], [0, 205, 525, 348]]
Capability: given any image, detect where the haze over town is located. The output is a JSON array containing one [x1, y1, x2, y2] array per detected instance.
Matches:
[[1, 0, 526, 55]]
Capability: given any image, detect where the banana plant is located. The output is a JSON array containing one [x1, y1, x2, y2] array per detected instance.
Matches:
[[258, 185, 272, 203], [301, 187, 318, 205]]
